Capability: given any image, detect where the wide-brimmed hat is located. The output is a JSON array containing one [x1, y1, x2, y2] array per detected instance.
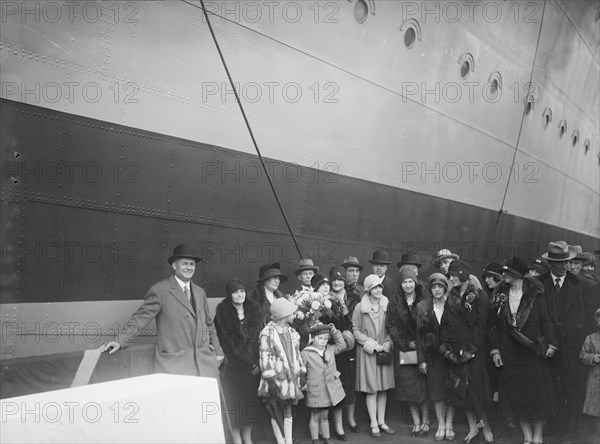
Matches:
[[447, 260, 470, 281], [502, 257, 528, 279], [257, 262, 288, 283], [311, 272, 329, 290], [432, 249, 460, 268], [428, 273, 449, 290], [368, 250, 391, 265], [363, 274, 384, 293], [329, 266, 347, 283], [341, 256, 363, 270], [168, 244, 202, 264], [568, 245, 586, 261], [397, 253, 422, 269], [482, 262, 503, 280], [270, 298, 297, 321], [294, 258, 319, 276], [541, 241, 576, 262], [528, 258, 550, 274]]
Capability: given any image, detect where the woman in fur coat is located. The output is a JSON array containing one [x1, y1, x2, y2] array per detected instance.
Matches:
[[440, 260, 494, 444], [489, 258, 558, 444], [215, 279, 265, 444]]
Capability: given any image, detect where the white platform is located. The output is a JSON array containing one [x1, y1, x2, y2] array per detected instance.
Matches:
[[1, 374, 225, 443]]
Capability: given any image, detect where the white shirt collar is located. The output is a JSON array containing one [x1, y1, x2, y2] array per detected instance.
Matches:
[[174, 276, 190, 291], [550, 273, 565, 287]]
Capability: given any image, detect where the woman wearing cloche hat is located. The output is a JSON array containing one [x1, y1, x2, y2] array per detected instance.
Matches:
[[248, 262, 288, 322], [352, 274, 395, 438], [441, 260, 495, 444], [214, 279, 265, 444]]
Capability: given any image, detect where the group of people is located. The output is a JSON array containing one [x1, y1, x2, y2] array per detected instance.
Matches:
[[103, 241, 600, 444]]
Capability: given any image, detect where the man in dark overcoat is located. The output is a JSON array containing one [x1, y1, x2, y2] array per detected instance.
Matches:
[[539, 241, 590, 433], [104, 244, 222, 378]]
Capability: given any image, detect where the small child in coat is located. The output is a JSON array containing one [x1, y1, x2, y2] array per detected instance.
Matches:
[[580, 308, 600, 426], [301, 323, 347, 444], [258, 298, 306, 444]]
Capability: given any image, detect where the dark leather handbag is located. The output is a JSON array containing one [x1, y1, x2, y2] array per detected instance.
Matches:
[[447, 367, 468, 399], [376, 351, 392, 365]]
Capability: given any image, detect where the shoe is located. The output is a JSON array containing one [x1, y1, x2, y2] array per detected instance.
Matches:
[[420, 422, 430, 437], [435, 429, 446, 441], [333, 432, 347, 441], [348, 424, 359, 433], [378, 423, 396, 434], [412, 424, 421, 437], [312, 440, 319, 444], [323, 439, 331, 444], [370, 426, 381, 438]]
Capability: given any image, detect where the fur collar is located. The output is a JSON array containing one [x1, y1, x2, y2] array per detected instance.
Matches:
[[215, 296, 265, 338], [492, 276, 542, 330]]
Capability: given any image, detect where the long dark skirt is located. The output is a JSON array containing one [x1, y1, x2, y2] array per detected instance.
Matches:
[[499, 356, 555, 421], [336, 351, 355, 407], [448, 354, 491, 419], [221, 364, 261, 427], [426, 354, 449, 401], [394, 365, 427, 403]]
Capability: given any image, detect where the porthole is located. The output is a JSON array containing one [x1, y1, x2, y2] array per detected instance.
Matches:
[[400, 19, 421, 49], [572, 130, 579, 147], [558, 120, 567, 138], [525, 95, 535, 115], [404, 27, 416, 48], [542, 108, 552, 128], [353, 0, 369, 24], [584, 139, 590, 154], [487, 71, 502, 99], [458, 52, 474, 79]]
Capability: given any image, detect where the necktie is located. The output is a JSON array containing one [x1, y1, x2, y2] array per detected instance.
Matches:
[[554, 277, 561, 293], [185, 285, 196, 313]]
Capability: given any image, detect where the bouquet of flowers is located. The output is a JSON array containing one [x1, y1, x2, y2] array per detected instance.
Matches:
[[288, 290, 331, 327]]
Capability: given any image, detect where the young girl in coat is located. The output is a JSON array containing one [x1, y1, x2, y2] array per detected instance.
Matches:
[[580, 308, 600, 430], [301, 323, 347, 444], [258, 298, 306, 444]]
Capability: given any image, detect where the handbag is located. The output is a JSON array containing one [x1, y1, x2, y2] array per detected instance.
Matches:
[[399, 350, 418, 365], [446, 367, 468, 399], [376, 351, 392, 365]]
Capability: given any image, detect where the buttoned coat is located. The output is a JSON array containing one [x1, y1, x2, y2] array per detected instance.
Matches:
[[352, 295, 395, 393], [580, 331, 600, 417], [540, 271, 589, 414], [301, 329, 347, 408], [119, 276, 221, 378]]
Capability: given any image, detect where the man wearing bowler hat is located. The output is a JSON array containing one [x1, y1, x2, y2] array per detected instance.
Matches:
[[539, 241, 591, 435], [248, 262, 288, 322], [292, 258, 319, 293], [367, 250, 394, 298], [103, 244, 222, 378]]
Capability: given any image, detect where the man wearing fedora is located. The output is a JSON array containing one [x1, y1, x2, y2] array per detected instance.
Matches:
[[248, 262, 288, 322], [103, 244, 222, 378], [291, 258, 319, 293], [367, 250, 394, 298], [539, 241, 591, 435]]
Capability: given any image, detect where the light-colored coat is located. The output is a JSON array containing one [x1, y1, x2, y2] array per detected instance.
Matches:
[[119, 276, 221, 378], [580, 331, 600, 417], [301, 330, 346, 408], [352, 295, 395, 393], [257, 322, 305, 402]]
